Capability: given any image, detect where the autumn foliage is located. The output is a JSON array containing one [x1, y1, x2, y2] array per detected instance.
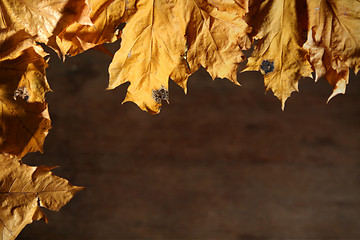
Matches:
[[0, 0, 359, 238]]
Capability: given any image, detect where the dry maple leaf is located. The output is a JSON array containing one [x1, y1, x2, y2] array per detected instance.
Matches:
[[108, 0, 191, 113], [303, 0, 360, 101], [0, 154, 83, 240], [0, 28, 36, 61], [108, 0, 250, 113], [53, 0, 137, 57], [185, 0, 251, 83], [243, 0, 312, 110], [0, 0, 92, 43], [0, 28, 51, 157]]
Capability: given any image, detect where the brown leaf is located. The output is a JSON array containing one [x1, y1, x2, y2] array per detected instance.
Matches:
[[243, 0, 312, 110], [0, 28, 51, 157], [303, 0, 360, 101], [53, 0, 136, 57], [0, 154, 83, 240], [0, 0, 92, 43], [108, 0, 250, 113]]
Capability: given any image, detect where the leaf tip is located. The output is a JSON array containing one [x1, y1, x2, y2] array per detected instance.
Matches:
[[327, 79, 347, 103], [232, 79, 241, 86], [281, 99, 286, 111], [73, 185, 85, 193], [327, 90, 345, 103], [106, 84, 115, 91]]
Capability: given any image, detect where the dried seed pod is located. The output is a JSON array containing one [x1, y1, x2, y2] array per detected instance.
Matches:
[[13, 87, 29, 101], [152, 86, 169, 104]]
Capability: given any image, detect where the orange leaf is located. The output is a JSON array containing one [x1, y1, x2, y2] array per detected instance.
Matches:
[[185, 0, 251, 83], [243, 0, 312, 110], [0, 154, 83, 240], [0, 0, 92, 43], [303, 0, 360, 101], [53, 0, 137, 57], [0, 28, 51, 157], [108, 0, 191, 113]]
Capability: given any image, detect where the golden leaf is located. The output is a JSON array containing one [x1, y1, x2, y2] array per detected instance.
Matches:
[[108, 0, 250, 113], [243, 0, 312, 110], [0, 154, 83, 240], [108, 0, 190, 113], [0, 0, 92, 43], [0, 28, 51, 157], [185, 0, 251, 83], [0, 28, 36, 61], [54, 0, 137, 57], [303, 0, 360, 101]]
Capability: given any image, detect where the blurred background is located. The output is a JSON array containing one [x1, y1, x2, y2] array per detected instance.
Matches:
[[19, 42, 360, 240]]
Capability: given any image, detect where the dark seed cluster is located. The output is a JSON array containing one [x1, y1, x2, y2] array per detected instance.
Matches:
[[260, 60, 275, 74], [152, 86, 169, 104], [13, 87, 29, 102]]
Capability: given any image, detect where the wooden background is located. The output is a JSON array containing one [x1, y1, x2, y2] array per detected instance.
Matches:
[[19, 44, 360, 240]]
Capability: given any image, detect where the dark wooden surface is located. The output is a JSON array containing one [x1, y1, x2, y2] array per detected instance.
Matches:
[[19, 45, 360, 240]]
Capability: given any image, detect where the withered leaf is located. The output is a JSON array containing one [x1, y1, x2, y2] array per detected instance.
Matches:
[[185, 0, 251, 83], [0, 28, 36, 62], [54, 0, 137, 57], [0, 28, 51, 157], [243, 0, 312, 109], [108, 0, 190, 113], [0, 154, 83, 240], [303, 0, 360, 101], [0, 0, 92, 43], [108, 0, 250, 113]]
